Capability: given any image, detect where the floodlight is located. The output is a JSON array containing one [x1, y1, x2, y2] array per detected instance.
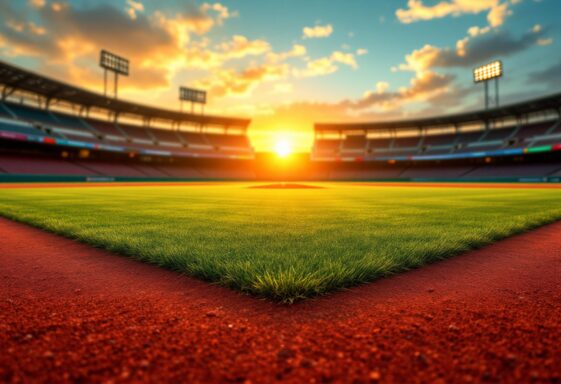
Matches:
[[99, 50, 130, 99], [473, 60, 502, 83], [100, 50, 129, 76], [473, 60, 503, 110], [179, 87, 207, 104]]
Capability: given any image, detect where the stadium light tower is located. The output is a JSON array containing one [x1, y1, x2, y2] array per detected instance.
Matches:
[[473, 60, 502, 110], [179, 86, 207, 115], [99, 50, 129, 99]]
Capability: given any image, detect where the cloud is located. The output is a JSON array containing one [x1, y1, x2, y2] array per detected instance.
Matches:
[[293, 51, 358, 77], [273, 83, 293, 94], [528, 59, 561, 88], [330, 51, 357, 69], [218, 35, 271, 59], [195, 63, 289, 98], [349, 71, 457, 111], [487, 2, 511, 27], [295, 57, 338, 77], [356, 48, 368, 56], [398, 27, 549, 73], [126, 0, 144, 20], [29, 0, 45, 8], [0, 1, 282, 95], [537, 38, 553, 46], [266, 44, 307, 63], [0, 1, 354, 103], [302, 24, 333, 39], [396, 0, 514, 28]]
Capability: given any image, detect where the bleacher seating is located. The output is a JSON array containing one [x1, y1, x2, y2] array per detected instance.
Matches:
[[314, 120, 560, 159], [315, 139, 340, 154], [155, 165, 203, 178], [342, 135, 366, 151], [368, 138, 393, 151], [392, 136, 418, 148], [0, 155, 97, 175], [151, 128, 181, 144], [423, 133, 457, 147], [178, 131, 211, 147], [455, 131, 484, 146], [0, 101, 253, 159], [0, 118, 46, 137], [119, 124, 154, 142], [463, 163, 561, 178], [0, 103, 15, 118], [206, 133, 251, 149], [75, 161, 149, 177], [0, 153, 255, 179], [51, 111, 94, 132], [481, 126, 515, 141], [4, 103, 58, 126]]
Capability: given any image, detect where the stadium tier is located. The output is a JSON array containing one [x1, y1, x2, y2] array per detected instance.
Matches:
[[0, 61, 254, 176], [314, 93, 561, 162], [312, 92, 561, 181], [2, 59, 561, 182]]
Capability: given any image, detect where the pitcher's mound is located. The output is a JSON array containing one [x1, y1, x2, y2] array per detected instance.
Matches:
[[249, 183, 325, 189]]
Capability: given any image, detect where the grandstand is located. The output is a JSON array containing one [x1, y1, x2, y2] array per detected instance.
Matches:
[[0, 61, 254, 181], [2, 59, 561, 182], [313, 92, 561, 182]]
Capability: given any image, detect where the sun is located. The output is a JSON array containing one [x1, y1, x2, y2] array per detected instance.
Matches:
[[274, 139, 293, 158]]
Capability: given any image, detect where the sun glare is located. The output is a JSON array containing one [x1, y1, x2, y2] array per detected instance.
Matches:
[[274, 139, 293, 158]]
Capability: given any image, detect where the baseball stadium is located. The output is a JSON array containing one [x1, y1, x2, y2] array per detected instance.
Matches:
[[1, 1, 560, 383]]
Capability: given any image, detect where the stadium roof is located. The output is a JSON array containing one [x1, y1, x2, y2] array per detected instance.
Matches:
[[315, 92, 561, 132], [0, 60, 249, 129]]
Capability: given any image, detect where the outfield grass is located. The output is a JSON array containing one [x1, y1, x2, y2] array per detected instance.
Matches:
[[1, 183, 560, 302]]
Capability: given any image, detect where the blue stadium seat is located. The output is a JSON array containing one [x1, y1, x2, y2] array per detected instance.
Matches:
[[4, 103, 58, 126], [0, 119, 46, 136]]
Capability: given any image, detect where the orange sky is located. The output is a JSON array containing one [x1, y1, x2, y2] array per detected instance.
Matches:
[[0, 0, 558, 152]]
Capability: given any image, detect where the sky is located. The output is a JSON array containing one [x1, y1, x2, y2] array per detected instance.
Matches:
[[0, 0, 560, 152]]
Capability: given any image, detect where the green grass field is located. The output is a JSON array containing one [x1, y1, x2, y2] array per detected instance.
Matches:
[[1, 183, 560, 302]]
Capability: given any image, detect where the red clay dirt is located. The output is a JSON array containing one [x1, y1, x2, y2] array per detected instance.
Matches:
[[1, 217, 561, 383]]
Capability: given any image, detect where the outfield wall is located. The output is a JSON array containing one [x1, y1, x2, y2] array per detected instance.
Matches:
[[1, 174, 560, 184]]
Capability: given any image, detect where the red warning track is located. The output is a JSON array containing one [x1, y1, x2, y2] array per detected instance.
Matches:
[[1, 217, 560, 383]]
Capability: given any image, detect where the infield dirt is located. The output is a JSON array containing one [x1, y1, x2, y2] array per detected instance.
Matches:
[[1, 216, 560, 383]]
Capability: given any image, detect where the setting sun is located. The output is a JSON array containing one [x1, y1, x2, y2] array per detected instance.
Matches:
[[274, 139, 293, 158]]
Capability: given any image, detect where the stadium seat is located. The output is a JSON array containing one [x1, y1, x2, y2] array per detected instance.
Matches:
[[177, 131, 211, 147], [4, 103, 59, 126], [151, 128, 182, 145], [118, 124, 155, 142], [341, 135, 367, 151], [205, 133, 252, 150], [392, 136, 419, 148], [0, 119, 46, 137], [85, 120, 126, 140], [314, 139, 341, 154]]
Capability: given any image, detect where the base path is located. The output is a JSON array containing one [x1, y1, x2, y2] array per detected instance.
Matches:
[[1, 218, 560, 383]]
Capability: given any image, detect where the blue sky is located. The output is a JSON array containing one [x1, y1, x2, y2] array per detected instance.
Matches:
[[0, 0, 559, 151]]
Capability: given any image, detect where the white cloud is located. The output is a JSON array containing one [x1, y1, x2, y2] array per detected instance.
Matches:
[[537, 38, 553, 46], [126, 0, 144, 20], [302, 24, 333, 39], [396, 0, 515, 28]]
